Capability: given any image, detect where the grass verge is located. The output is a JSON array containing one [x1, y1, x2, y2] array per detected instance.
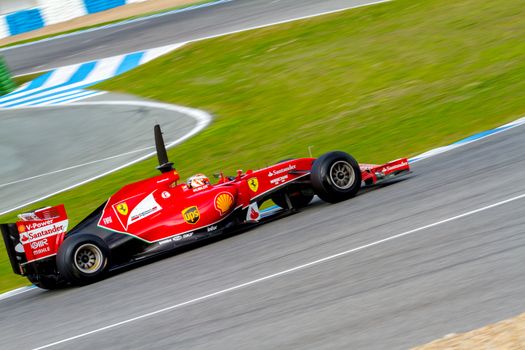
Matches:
[[1, 0, 525, 292]]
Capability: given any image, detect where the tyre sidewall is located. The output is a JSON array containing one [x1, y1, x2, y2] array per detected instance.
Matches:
[[311, 151, 362, 203], [57, 234, 110, 285]]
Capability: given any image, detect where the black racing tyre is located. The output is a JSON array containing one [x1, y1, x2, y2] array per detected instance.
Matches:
[[57, 234, 110, 285], [27, 274, 64, 290], [310, 151, 362, 203]]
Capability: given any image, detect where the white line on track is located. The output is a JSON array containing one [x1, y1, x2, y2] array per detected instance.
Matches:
[[0, 285, 37, 301], [0, 147, 156, 188], [0, 100, 212, 216], [32, 191, 525, 350]]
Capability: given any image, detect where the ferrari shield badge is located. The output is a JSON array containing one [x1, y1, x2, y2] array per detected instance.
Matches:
[[116, 202, 129, 216], [248, 177, 259, 192], [182, 206, 200, 224]]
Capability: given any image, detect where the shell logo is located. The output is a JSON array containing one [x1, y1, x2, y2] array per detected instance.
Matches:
[[17, 224, 26, 233], [215, 192, 234, 216]]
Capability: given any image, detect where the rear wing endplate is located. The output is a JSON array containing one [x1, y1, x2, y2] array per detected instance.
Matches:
[[1, 223, 26, 275]]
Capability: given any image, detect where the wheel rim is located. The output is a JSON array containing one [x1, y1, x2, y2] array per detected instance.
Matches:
[[74, 244, 104, 274], [329, 160, 355, 190]]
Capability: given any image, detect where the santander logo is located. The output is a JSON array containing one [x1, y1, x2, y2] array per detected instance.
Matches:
[[17, 220, 68, 244]]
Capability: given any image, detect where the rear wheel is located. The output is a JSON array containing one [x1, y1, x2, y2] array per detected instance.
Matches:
[[310, 151, 361, 203], [57, 235, 110, 285]]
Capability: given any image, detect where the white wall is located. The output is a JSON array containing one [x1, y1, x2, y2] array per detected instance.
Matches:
[[0, 15, 8, 38], [0, 0, 39, 15], [38, 0, 86, 25]]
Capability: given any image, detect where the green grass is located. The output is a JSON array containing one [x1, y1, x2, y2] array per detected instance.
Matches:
[[2, 0, 525, 292], [0, 0, 215, 49]]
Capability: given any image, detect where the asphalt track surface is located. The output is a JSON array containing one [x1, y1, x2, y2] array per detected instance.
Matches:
[[1, 122, 524, 349], [3, 0, 381, 75], [0, 96, 207, 214]]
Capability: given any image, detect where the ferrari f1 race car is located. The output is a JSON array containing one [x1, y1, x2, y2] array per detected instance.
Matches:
[[1, 125, 410, 289]]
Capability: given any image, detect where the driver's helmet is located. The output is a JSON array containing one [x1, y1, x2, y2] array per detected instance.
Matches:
[[187, 173, 210, 188]]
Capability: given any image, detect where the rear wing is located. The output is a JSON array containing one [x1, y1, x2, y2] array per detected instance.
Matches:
[[1, 205, 68, 275]]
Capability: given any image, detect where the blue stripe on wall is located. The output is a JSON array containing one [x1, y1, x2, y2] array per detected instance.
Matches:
[[6, 8, 45, 36], [84, 0, 126, 14]]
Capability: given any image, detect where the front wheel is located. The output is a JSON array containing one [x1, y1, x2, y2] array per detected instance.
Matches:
[[310, 151, 361, 203], [57, 234, 110, 286]]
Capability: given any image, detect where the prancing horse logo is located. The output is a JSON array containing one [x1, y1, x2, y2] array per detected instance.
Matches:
[[248, 177, 259, 192], [116, 203, 129, 216]]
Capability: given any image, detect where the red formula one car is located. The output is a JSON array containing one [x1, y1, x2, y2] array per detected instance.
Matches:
[[1, 126, 410, 289]]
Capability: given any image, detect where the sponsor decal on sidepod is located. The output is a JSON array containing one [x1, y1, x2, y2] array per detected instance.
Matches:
[[267, 164, 296, 177], [270, 175, 288, 186], [214, 192, 234, 216], [182, 206, 200, 224], [246, 203, 260, 222]]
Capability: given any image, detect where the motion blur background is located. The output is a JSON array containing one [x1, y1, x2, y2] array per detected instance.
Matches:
[[0, 0, 145, 38]]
